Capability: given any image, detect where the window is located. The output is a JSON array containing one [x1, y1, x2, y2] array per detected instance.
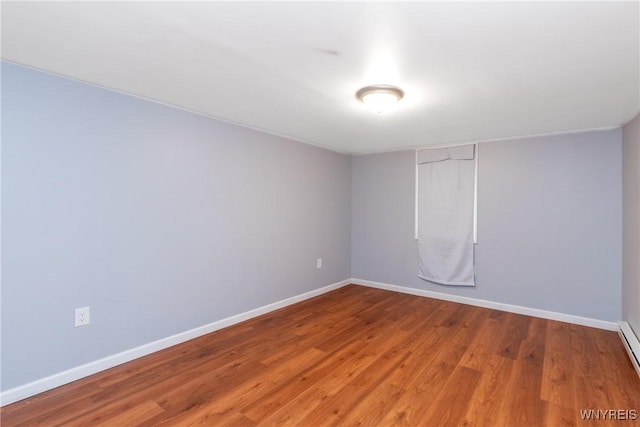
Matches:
[[415, 144, 477, 286]]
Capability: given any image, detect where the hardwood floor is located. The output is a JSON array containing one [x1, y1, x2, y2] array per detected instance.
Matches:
[[2, 285, 639, 426]]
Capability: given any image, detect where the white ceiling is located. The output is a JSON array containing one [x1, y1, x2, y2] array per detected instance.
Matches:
[[2, 1, 639, 154]]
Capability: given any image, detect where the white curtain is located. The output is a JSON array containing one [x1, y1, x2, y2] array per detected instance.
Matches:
[[417, 144, 476, 286]]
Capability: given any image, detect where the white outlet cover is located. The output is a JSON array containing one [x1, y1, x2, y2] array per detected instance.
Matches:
[[316, 258, 322, 269], [74, 307, 90, 327]]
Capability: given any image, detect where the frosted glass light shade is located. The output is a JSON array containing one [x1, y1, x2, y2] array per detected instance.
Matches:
[[356, 85, 404, 113]]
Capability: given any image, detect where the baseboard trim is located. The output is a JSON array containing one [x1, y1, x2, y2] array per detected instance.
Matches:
[[351, 278, 619, 331], [0, 279, 351, 407], [2, 278, 619, 406], [619, 321, 640, 378]]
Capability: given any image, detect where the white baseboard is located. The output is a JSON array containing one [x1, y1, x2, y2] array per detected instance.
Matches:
[[619, 321, 640, 378], [0, 279, 351, 407], [351, 278, 619, 331], [2, 278, 620, 406]]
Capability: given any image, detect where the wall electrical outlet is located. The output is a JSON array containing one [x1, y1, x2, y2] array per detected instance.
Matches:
[[74, 307, 90, 327], [317, 258, 322, 269]]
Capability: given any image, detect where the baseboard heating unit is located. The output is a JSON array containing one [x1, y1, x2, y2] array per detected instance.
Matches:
[[619, 321, 640, 378]]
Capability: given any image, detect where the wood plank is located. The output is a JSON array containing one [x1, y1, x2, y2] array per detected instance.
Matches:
[[378, 303, 490, 426], [150, 347, 327, 426], [67, 400, 165, 427], [499, 317, 547, 427], [541, 320, 576, 408], [458, 312, 509, 370], [460, 354, 515, 427], [254, 383, 331, 426], [294, 339, 413, 426], [496, 312, 532, 360], [240, 337, 375, 422], [419, 365, 482, 426], [542, 400, 577, 427]]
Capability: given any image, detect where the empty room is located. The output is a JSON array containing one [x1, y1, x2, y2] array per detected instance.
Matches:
[[1, 1, 640, 426]]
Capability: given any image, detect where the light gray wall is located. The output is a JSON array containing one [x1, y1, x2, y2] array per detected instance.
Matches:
[[623, 112, 640, 336], [0, 59, 627, 394], [1, 62, 351, 391], [352, 131, 622, 321]]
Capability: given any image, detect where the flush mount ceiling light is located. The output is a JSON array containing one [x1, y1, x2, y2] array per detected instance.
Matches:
[[356, 84, 404, 113]]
